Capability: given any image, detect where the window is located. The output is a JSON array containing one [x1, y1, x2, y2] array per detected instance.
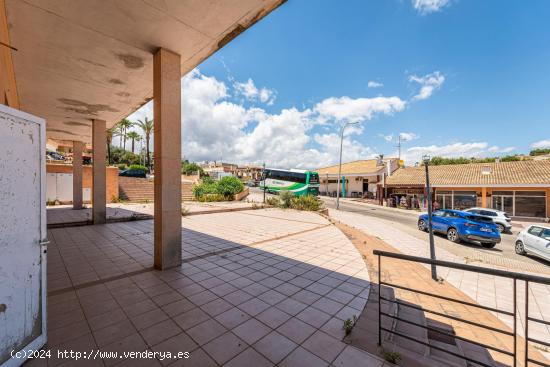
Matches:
[[433, 210, 445, 217], [308, 173, 319, 184], [268, 170, 307, 184], [528, 226, 544, 236], [541, 228, 550, 240], [435, 192, 452, 209], [453, 191, 477, 210], [515, 191, 546, 218], [480, 210, 497, 217]]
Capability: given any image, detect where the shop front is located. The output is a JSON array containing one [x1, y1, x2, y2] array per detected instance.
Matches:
[[386, 187, 427, 210], [434, 188, 548, 218]]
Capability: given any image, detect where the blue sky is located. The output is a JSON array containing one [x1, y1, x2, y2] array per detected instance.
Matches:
[[127, 0, 550, 168]]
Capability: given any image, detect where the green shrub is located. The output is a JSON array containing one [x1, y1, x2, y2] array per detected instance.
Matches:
[[128, 164, 148, 174], [192, 176, 244, 201], [279, 191, 293, 208], [216, 176, 244, 198], [197, 193, 226, 202], [291, 195, 324, 211], [266, 196, 280, 206], [117, 163, 127, 170], [192, 181, 218, 199]]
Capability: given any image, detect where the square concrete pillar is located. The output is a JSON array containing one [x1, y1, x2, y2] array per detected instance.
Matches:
[[92, 119, 107, 224], [72, 140, 84, 210], [153, 48, 182, 270]]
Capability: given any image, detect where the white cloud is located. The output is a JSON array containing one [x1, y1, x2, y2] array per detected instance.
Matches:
[[379, 132, 419, 143], [125, 70, 434, 169], [234, 78, 276, 105], [488, 146, 515, 153], [531, 140, 550, 149], [409, 71, 445, 101], [315, 96, 406, 124], [402, 141, 512, 165], [399, 132, 419, 141], [368, 81, 383, 88], [412, 0, 451, 15]]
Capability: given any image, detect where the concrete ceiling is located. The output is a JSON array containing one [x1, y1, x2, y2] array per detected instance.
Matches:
[[5, 0, 285, 143]]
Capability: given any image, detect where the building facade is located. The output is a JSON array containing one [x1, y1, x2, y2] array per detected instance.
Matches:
[[317, 158, 400, 199], [381, 160, 550, 219]]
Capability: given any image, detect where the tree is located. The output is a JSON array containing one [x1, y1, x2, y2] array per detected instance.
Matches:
[[106, 126, 116, 164], [126, 131, 141, 154], [118, 118, 133, 150], [530, 148, 550, 156], [182, 161, 204, 176], [110, 123, 123, 148], [135, 117, 154, 172]]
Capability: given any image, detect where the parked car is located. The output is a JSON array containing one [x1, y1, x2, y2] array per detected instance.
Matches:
[[46, 150, 65, 161], [245, 180, 257, 187], [464, 207, 512, 233], [418, 209, 501, 248], [515, 225, 550, 261], [119, 169, 147, 178]]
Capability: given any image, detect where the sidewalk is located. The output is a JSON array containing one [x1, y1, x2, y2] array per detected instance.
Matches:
[[329, 209, 550, 364]]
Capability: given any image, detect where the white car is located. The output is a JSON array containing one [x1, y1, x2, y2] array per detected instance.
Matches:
[[464, 207, 512, 233], [515, 225, 550, 262]]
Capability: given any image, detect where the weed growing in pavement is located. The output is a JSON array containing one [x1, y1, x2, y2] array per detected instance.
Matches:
[[383, 351, 401, 364], [342, 315, 358, 335]]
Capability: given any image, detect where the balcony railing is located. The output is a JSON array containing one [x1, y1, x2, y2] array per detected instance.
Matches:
[[373, 250, 550, 367]]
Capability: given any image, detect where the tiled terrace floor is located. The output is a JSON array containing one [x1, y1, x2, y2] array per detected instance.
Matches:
[[39, 209, 389, 367]]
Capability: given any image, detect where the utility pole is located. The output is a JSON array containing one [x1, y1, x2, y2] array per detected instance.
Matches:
[[396, 134, 402, 161], [262, 162, 266, 204], [423, 155, 437, 280]]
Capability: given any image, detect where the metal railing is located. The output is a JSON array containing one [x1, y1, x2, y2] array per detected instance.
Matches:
[[373, 250, 550, 367]]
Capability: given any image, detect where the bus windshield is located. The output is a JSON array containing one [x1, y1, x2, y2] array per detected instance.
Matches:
[[308, 172, 319, 185]]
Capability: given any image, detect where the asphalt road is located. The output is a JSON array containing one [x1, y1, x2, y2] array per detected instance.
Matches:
[[321, 197, 550, 274]]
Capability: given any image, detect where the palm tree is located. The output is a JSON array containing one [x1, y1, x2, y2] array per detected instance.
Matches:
[[110, 123, 123, 148], [126, 131, 141, 154], [118, 118, 133, 150], [106, 126, 116, 164], [135, 117, 154, 171]]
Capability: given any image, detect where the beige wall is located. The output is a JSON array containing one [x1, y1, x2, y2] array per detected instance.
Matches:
[[321, 177, 374, 196], [47, 164, 119, 203]]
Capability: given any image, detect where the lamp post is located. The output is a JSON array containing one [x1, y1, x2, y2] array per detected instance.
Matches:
[[423, 154, 437, 280], [336, 121, 361, 210]]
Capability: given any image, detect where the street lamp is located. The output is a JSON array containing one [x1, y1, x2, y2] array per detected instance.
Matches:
[[336, 121, 361, 210], [423, 154, 438, 280]]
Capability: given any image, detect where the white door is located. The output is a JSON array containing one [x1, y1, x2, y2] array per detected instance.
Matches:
[[0, 105, 47, 367]]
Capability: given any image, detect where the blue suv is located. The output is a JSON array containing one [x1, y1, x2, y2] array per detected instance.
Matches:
[[418, 209, 501, 248]]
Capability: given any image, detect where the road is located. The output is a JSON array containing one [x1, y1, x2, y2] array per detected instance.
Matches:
[[321, 197, 550, 275]]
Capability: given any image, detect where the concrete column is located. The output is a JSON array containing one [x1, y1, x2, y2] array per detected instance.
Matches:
[[92, 119, 107, 224], [153, 48, 182, 270], [72, 141, 84, 209], [481, 187, 487, 208]]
